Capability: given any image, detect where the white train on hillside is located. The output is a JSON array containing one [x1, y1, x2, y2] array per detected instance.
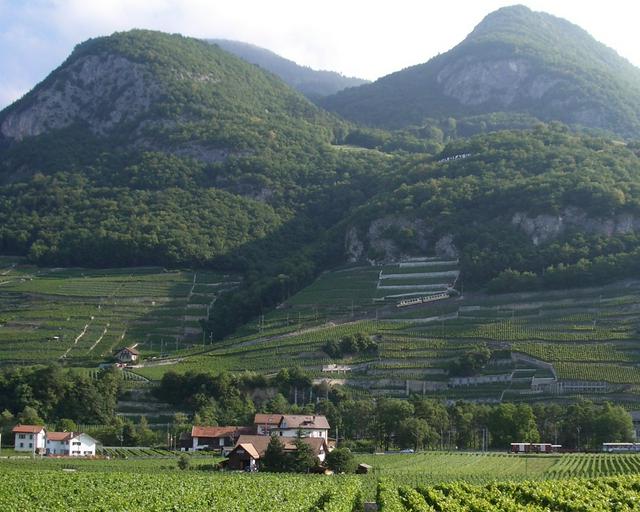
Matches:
[[396, 292, 449, 308]]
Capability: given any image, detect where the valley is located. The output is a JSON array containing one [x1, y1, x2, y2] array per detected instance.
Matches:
[[0, 5, 640, 511]]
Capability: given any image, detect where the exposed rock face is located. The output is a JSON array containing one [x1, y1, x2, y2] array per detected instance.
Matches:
[[345, 217, 459, 263], [367, 216, 429, 262], [435, 235, 459, 259], [345, 227, 364, 262], [438, 58, 532, 107], [512, 207, 640, 245], [1, 54, 162, 140], [437, 57, 571, 109]]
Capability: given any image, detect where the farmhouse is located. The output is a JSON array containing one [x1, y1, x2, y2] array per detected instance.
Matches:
[[114, 346, 139, 364], [12, 424, 46, 453], [254, 414, 330, 439], [254, 414, 283, 435], [190, 426, 253, 452], [46, 432, 98, 456], [226, 434, 329, 471], [275, 415, 330, 439]]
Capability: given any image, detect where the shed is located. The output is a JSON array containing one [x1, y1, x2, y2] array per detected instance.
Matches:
[[356, 463, 373, 474], [115, 346, 139, 364]]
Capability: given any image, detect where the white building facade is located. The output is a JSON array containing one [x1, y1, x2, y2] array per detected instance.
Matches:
[[275, 415, 330, 440], [46, 432, 97, 456], [12, 425, 46, 453]]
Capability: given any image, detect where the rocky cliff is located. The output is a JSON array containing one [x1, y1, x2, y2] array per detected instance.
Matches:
[[322, 5, 640, 137], [1, 54, 160, 141]]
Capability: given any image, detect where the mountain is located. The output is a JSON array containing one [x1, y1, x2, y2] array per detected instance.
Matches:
[[208, 39, 369, 100], [321, 5, 640, 138], [0, 30, 385, 269], [0, 30, 336, 160]]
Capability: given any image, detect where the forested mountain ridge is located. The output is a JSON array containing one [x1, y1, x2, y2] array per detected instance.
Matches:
[[321, 5, 640, 138], [208, 39, 369, 100], [341, 126, 640, 291], [0, 29, 338, 160], [0, 30, 389, 270]]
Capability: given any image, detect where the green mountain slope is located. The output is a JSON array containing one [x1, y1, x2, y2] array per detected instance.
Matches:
[[322, 5, 640, 137], [209, 39, 369, 100], [0, 30, 387, 268], [340, 125, 640, 289]]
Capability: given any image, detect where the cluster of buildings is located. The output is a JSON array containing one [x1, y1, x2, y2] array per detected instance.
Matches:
[[184, 414, 331, 471], [11, 425, 97, 456], [9, 413, 331, 469]]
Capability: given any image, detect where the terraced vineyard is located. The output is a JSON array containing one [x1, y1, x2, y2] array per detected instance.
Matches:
[[133, 259, 640, 401], [3, 255, 640, 403], [0, 258, 236, 365]]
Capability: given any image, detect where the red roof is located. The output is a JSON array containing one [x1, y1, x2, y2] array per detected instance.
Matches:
[[191, 426, 252, 438], [253, 414, 283, 426], [47, 431, 72, 441], [12, 425, 45, 434], [234, 435, 328, 458]]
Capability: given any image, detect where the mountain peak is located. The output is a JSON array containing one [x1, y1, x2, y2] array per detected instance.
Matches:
[[322, 6, 640, 137]]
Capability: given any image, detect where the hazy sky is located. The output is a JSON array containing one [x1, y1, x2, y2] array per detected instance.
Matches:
[[1, 0, 639, 109]]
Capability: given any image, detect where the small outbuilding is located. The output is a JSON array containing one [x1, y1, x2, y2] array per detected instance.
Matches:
[[356, 463, 373, 474], [114, 346, 140, 364]]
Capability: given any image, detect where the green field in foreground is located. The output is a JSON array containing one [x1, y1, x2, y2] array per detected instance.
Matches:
[[3, 451, 640, 510], [4, 451, 640, 503]]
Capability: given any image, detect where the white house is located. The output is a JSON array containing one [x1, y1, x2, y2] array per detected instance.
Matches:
[[46, 432, 97, 456], [12, 424, 46, 453], [275, 415, 330, 440]]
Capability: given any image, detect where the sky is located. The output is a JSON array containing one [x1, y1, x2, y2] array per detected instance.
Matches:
[[1, 0, 639, 109]]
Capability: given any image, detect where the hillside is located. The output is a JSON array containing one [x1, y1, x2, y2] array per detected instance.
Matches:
[[342, 126, 640, 287], [209, 39, 368, 99], [322, 5, 640, 137], [130, 260, 640, 404], [0, 30, 389, 270]]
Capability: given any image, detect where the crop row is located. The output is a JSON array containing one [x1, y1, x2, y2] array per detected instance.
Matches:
[[378, 474, 640, 511], [0, 470, 363, 511]]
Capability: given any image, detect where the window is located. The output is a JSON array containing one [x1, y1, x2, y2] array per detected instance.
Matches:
[[28, 443, 32, 448], [19, 442, 23, 448], [18, 434, 25, 439], [29, 434, 33, 440]]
